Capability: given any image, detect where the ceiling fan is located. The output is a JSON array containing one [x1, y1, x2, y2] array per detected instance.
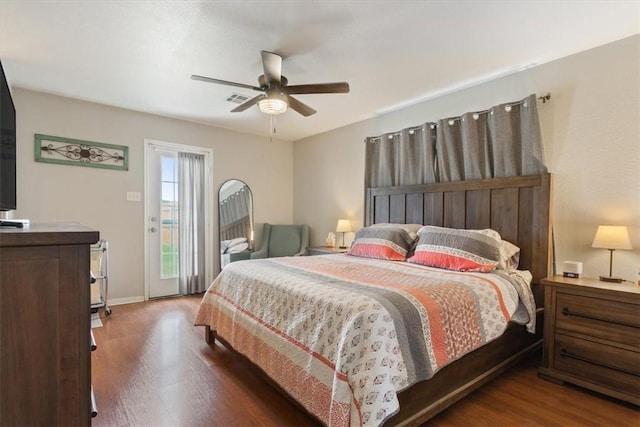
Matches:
[[191, 50, 349, 117]]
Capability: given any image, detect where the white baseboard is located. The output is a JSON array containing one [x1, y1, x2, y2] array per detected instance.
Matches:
[[108, 296, 145, 306]]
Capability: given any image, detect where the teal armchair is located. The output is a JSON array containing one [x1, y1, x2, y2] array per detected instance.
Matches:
[[250, 223, 309, 259]]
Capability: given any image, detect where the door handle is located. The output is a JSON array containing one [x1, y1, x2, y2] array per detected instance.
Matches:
[[150, 227, 157, 233]]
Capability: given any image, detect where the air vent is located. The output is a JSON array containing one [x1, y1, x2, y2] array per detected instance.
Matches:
[[226, 93, 250, 104]]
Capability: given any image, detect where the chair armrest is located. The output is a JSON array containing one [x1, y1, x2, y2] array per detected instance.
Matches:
[[250, 223, 271, 259], [293, 225, 310, 256], [250, 248, 268, 259], [292, 247, 308, 256]]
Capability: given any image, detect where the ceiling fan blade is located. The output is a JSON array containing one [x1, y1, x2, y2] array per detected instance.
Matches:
[[191, 75, 262, 91], [231, 94, 265, 113], [260, 51, 282, 86], [286, 95, 317, 117], [285, 82, 350, 95]]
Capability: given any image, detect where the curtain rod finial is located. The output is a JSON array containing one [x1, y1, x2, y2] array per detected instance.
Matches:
[[538, 93, 551, 103]]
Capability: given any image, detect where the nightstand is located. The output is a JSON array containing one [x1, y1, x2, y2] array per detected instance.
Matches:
[[539, 275, 640, 405], [308, 246, 348, 256]]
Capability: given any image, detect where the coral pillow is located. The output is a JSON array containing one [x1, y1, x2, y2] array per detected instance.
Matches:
[[407, 226, 501, 272], [348, 225, 418, 261]]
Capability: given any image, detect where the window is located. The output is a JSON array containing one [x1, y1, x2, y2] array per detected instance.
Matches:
[[160, 154, 179, 278]]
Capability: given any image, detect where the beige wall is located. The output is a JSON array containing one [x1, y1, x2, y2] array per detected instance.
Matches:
[[13, 89, 294, 303], [10, 35, 640, 302], [294, 35, 640, 283]]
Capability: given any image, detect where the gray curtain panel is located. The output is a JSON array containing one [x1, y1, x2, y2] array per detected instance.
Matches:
[[178, 152, 206, 295], [437, 111, 494, 181], [487, 94, 546, 177], [365, 122, 437, 188], [365, 93, 547, 186]]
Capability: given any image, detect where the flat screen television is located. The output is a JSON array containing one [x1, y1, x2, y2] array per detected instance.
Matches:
[[0, 60, 17, 212]]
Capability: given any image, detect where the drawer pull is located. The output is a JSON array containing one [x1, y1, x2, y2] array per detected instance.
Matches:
[[559, 349, 639, 377], [561, 307, 639, 329], [90, 330, 97, 351], [90, 386, 98, 418]]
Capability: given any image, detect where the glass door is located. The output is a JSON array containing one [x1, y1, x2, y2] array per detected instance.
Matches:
[[147, 149, 179, 298]]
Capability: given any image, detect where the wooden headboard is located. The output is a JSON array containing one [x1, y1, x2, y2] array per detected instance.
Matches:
[[365, 174, 552, 297]]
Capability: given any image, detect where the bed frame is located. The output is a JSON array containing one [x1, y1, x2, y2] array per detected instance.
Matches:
[[369, 173, 552, 425], [205, 173, 552, 426]]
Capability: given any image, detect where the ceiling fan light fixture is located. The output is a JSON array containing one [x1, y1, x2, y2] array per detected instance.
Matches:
[[258, 98, 288, 115], [193, 50, 349, 117]]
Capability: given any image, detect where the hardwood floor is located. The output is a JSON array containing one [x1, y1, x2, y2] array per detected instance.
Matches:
[[91, 295, 639, 427]]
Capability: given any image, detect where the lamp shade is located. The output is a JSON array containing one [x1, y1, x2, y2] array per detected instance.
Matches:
[[336, 219, 352, 233], [258, 98, 288, 115], [592, 225, 633, 250]]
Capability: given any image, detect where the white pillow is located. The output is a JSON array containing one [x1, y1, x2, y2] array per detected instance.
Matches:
[[221, 237, 248, 254], [227, 242, 249, 253], [228, 237, 247, 247], [498, 240, 520, 270]]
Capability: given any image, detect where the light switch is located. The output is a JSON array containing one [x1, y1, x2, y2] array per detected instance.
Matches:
[[126, 191, 141, 202]]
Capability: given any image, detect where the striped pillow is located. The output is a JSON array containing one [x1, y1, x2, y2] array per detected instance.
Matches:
[[407, 226, 501, 272], [368, 223, 423, 239], [348, 225, 418, 261]]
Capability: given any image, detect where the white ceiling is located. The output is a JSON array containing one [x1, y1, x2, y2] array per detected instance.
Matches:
[[1, 1, 638, 141]]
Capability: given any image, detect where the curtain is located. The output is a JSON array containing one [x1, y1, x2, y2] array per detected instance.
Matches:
[[487, 94, 546, 177], [365, 93, 547, 186], [437, 110, 496, 181], [365, 123, 437, 188], [178, 152, 206, 295]]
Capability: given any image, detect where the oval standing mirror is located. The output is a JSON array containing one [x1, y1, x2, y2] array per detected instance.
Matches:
[[219, 179, 253, 270]]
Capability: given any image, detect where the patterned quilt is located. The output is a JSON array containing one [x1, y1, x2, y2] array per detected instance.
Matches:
[[195, 254, 536, 427]]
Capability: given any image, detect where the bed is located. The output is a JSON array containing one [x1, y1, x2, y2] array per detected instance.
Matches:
[[195, 173, 552, 426]]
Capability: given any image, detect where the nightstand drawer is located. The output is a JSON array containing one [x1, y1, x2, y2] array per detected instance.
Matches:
[[554, 333, 640, 397], [556, 292, 640, 347]]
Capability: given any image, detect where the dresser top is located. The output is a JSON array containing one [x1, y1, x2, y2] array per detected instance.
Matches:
[[0, 222, 99, 247], [542, 275, 640, 296]]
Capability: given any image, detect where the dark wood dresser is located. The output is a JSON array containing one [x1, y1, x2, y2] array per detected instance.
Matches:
[[0, 223, 99, 426], [539, 275, 640, 405]]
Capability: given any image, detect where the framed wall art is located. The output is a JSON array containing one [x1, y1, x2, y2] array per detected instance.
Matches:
[[34, 134, 129, 171]]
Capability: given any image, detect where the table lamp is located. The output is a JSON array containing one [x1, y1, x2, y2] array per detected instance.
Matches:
[[336, 219, 352, 249], [591, 225, 632, 283]]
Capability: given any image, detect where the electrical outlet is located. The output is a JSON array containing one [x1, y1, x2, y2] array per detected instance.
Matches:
[[126, 191, 141, 202]]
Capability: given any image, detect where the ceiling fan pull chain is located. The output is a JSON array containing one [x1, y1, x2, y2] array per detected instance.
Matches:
[[273, 115, 277, 135], [269, 114, 277, 142]]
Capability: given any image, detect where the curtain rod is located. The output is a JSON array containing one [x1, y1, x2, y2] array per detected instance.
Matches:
[[365, 93, 551, 142]]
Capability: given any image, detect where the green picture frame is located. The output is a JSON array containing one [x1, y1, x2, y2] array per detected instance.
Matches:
[[34, 134, 129, 171]]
